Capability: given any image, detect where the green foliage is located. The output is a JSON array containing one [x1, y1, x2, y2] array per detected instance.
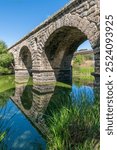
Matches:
[[72, 53, 94, 82], [45, 87, 100, 150], [73, 66, 94, 76], [84, 54, 94, 60], [73, 66, 94, 83], [0, 53, 13, 67], [0, 41, 13, 75], [0, 67, 12, 74], [74, 55, 85, 65], [0, 41, 7, 54], [73, 54, 94, 65]]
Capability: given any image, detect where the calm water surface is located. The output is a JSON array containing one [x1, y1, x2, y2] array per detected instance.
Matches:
[[0, 75, 94, 150]]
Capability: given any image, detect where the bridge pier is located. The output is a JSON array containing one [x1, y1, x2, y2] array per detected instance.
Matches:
[[92, 47, 100, 91], [32, 70, 56, 85], [32, 68, 72, 86], [54, 67, 72, 85], [15, 68, 31, 83]]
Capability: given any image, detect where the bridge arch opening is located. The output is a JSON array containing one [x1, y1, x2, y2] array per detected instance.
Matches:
[[8, 52, 15, 74], [19, 46, 32, 76], [72, 40, 94, 85], [44, 26, 94, 84]]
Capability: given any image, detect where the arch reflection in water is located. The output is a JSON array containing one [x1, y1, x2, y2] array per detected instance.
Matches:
[[21, 85, 33, 110], [12, 78, 55, 136], [12, 77, 95, 137]]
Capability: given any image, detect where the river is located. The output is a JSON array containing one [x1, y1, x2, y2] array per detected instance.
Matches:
[[0, 75, 94, 150]]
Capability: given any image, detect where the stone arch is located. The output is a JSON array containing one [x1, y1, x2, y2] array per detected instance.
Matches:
[[38, 12, 99, 84], [42, 13, 99, 49], [44, 26, 88, 83]]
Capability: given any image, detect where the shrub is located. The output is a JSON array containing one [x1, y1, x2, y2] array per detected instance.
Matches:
[[0, 41, 14, 75]]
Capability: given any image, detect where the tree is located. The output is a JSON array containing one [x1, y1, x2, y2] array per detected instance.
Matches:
[[0, 40, 14, 75]]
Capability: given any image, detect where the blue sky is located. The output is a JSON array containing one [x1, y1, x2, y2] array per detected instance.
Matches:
[[0, 0, 92, 50]]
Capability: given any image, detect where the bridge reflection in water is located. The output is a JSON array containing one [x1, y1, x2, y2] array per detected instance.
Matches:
[[11, 76, 94, 138], [11, 78, 55, 136]]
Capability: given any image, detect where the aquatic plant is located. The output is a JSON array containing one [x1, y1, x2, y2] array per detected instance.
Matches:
[[45, 87, 100, 150]]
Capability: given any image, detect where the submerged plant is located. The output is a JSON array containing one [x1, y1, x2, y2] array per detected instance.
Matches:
[[0, 131, 6, 142]]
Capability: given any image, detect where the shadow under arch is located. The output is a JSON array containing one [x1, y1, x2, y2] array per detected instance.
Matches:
[[19, 46, 32, 76], [44, 26, 93, 84], [20, 84, 33, 110], [7, 52, 15, 74]]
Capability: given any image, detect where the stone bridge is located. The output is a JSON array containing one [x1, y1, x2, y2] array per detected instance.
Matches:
[[8, 0, 100, 86], [74, 49, 94, 55]]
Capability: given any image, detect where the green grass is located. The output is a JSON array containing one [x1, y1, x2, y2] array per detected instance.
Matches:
[[73, 66, 94, 76], [73, 65, 94, 82], [45, 87, 100, 150], [0, 75, 15, 93]]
